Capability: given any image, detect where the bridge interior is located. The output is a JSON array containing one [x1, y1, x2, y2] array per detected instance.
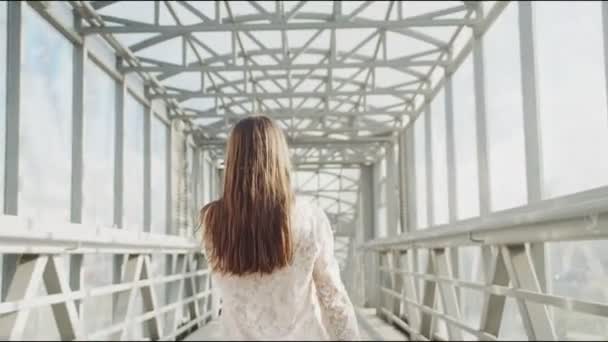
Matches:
[[1, 1, 608, 341]]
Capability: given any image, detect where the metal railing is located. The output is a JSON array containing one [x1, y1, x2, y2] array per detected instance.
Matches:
[[363, 187, 608, 341], [0, 215, 214, 341]]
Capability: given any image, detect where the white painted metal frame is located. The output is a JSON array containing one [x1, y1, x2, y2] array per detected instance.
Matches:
[[0, 216, 213, 341], [371, 1, 608, 340], [366, 194, 608, 340], [0, 2, 212, 340], [69, 1, 485, 164]]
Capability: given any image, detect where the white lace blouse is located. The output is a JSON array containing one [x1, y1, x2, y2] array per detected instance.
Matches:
[[203, 198, 360, 341]]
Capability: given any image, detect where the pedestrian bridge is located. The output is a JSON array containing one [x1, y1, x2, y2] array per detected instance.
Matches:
[[1, 1, 608, 340]]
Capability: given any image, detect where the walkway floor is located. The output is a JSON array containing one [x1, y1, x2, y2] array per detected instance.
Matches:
[[183, 308, 408, 341]]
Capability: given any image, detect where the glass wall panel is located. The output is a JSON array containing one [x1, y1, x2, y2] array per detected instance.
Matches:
[[81, 61, 117, 337], [547, 240, 608, 339], [0, 2, 6, 211], [19, 6, 72, 221], [18, 7, 73, 340], [535, 1, 608, 198], [534, 5, 608, 340], [413, 115, 427, 229], [484, 2, 527, 211], [431, 89, 449, 225], [452, 56, 480, 219], [83, 60, 115, 227], [151, 116, 168, 234], [123, 93, 144, 231]]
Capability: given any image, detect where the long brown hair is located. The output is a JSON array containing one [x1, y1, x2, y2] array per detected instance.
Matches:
[[200, 115, 294, 275]]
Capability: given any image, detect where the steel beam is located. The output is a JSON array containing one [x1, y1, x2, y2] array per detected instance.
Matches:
[[140, 256, 163, 339], [121, 59, 442, 73], [183, 109, 410, 119], [479, 246, 507, 336], [0, 255, 48, 340], [432, 248, 462, 340], [81, 18, 476, 34], [43, 256, 84, 340], [418, 255, 436, 339], [501, 245, 556, 340], [401, 250, 421, 329], [153, 89, 424, 101], [201, 136, 393, 147]]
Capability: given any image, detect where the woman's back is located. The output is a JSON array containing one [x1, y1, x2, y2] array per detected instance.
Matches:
[[199, 116, 359, 340], [206, 197, 360, 341]]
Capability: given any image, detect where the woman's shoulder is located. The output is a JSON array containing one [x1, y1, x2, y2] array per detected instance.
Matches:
[[293, 196, 317, 215], [292, 197, 327, 226]]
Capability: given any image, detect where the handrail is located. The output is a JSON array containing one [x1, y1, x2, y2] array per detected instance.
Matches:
[[361, 188, 608, 341], [363, 185, 608, 250], [0, 214, 201, 254], [0, 215, 213, 341]]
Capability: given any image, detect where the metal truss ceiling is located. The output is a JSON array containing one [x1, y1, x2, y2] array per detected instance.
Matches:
[[74, 1, 484, 164]]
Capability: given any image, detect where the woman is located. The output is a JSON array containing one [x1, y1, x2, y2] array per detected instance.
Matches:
[[200, 115, 360, 341]]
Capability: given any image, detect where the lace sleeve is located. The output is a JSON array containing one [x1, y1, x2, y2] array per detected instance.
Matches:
[[312, 206, 360, 341]]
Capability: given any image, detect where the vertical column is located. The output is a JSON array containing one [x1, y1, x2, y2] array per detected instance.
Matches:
[[519, 2, 542, 204], [359, 165, 378, 308], [192, 147, 200, 210], [170, 120, 185, 236], [200, 149, 206, 204], [444, 74, 461, 289], [143, 107, 151, 232], [71, 36, 86, 224], [216, 167, 224, 195], [603, 2, 608, 119], [424, 104, 434, 227], [114, 78, 126, 228], [69, 25, 86, 310], [397, 132, 409, 234], [473, 26, 491, 216], [372, 157, 385, 237], [112, 77, 126, 316], [444, 76, 457, 223], [2, 0, 21, 301], [405, 127, 417, 230], [360, 165, 375, 242], [518, 1, 546, 291], [198, 149, 204, 207], [404, 127, 418, 232], [4, 1, 21, 216], [166, 118, 172, 235], [208, 160, 215, 200], [385, 142, 398, 236]]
